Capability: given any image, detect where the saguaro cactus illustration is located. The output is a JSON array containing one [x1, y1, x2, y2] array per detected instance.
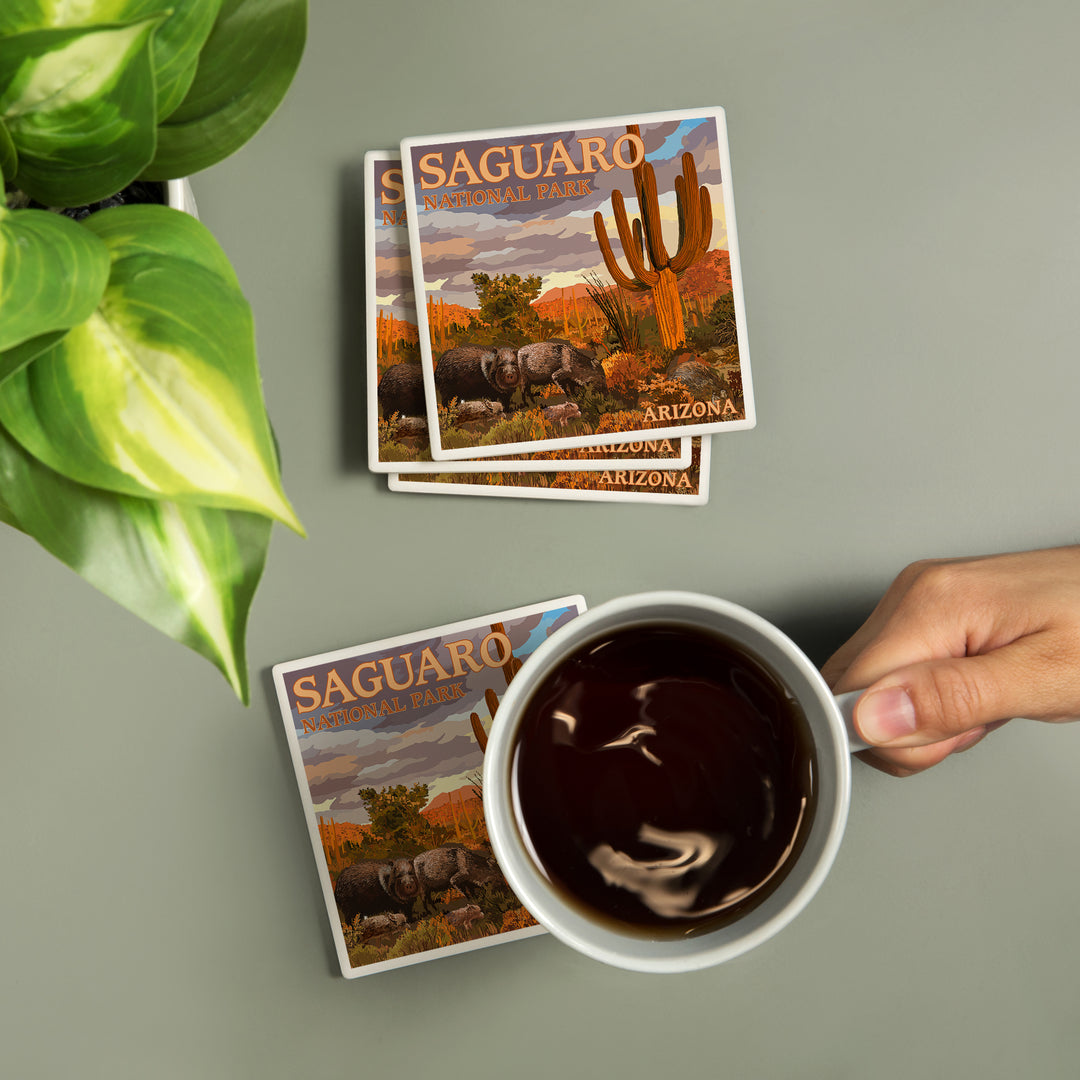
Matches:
[[469, 623, 522, 753], [593, 125, 713, 350]]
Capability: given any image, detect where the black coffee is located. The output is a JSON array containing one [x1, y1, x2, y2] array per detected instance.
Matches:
[[511, 624, 817, 936]]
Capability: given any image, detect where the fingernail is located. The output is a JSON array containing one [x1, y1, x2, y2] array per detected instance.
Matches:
[[952, 726, 987, 754], [858, 686, 918, 744]]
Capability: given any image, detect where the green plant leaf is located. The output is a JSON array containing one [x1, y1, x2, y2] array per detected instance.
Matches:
[[0, 204, 303, 532], [0, 17, 162, 206], [85, 201, 240, 287], [0, 116, 16, 182], [0, 419, 269, 701], [0, 480, 21, 529], [0, 329, 67, 385], [0, 2, 45, 35], [0, 1, 225, 124], [144, 0, 306, 180], [0, 203, 110, 351]]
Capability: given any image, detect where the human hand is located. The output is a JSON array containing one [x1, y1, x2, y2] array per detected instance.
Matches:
[[821, 546, 1080, 776]]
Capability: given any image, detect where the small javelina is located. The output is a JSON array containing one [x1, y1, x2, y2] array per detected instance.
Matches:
[[445, 904, 484, 930], [334, 858, 422, 924], [434, 345, 520, 409], [377, 362, 425, 418], [357, 912, 407, 941], [454, 399, 504, 423], [541, 401, 582, 427], [413, 844, 504, 899]]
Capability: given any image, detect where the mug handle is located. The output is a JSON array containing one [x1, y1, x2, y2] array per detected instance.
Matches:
[[834, 690, 871, 753]]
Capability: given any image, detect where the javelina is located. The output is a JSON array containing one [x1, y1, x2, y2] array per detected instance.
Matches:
[[434, 345, 521, 409], [541, 401, 581, 427], [413, 844, 505, 899], [377, 362, 426, 418], [391, 857, 422, 902], [445, 904, 484, 930], [390, 415, 429, 438], [334, 858, 421, 924], [515, 340, 607, 400], [357, 912, 407, 941], [455, 399, 504, 423]]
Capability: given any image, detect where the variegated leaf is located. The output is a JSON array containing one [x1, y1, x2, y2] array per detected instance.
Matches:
[[0, 201, 110, 351], [0, 1, 224, 123], [0, 204, 303, 533], [145, 0, 306, 179], [0, 419, 270, 702], [0, 116, 16, 181], [86, 201, 239, 286], [0, 17, 161, 206], [0, 329, 67, 385]]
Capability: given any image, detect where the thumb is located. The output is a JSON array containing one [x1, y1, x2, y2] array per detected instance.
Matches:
[[854, 635, 1058, 747]]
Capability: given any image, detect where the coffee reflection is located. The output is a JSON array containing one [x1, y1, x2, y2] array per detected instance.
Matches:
[[511, 625, 817, 936]]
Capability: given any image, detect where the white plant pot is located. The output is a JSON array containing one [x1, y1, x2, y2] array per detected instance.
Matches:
[[165, 178, 198, 218]]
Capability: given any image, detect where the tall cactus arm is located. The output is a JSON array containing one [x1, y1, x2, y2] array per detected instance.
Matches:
[[612, 189, 659, 287], [670, 153, 713, 274], [672, 169, 694, 262], [626, 123, 656, 247], [628, 124, 647, 205], [593, 208, 650, 292], [636, 161, 672, 272], [696, 185, 713, 257], [470, 712, 488, 752], [624, 122, 672, 275], [631, 216, 646, 268]]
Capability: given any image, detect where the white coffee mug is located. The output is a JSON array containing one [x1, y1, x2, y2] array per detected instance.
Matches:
[[483, 591, 866, 974]]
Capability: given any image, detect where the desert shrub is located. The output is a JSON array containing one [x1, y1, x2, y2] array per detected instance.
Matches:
[[726, 366, 743, 402], [644, 378, 698, 409], [685, 324, 712, 350], [684, 292, 738, 350], [440, 426, 481, 451], [345, 941, 386, 967], [342, 915, 398, 965], [424, 471, 551, 489], [707, 292, 738, 346], [436, 400, 462, 432], [594, 409, 651, 436], [585, 272, 641, 353], [477, 409, 549, 447], [384, 917, 456, 958], [470, 880, 531, 922], [378, 439, 425, 462], [399, 472, 464, 485], [501, 907, 540, 932], [377, 416, 429, 462], [472, 272, 542, 333], [567, 386, 607, 429], [603, 350, 661, 404]]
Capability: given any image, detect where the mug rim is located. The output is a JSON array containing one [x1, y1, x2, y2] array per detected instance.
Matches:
[[483, 590, 853, 973]]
